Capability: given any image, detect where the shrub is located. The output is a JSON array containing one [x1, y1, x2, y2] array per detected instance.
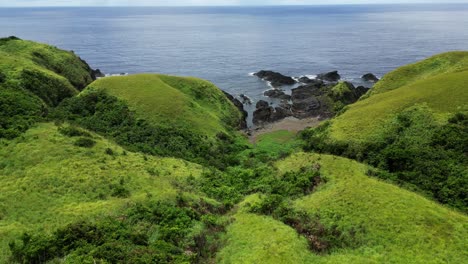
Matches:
[[302, 105, 468, 211], [73, 137, 96, 148], [58, 126, 91, 137], [52, 89, 247, 169]]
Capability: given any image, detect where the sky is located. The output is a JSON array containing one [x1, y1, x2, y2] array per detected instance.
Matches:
[[1, 0, 467, 7]]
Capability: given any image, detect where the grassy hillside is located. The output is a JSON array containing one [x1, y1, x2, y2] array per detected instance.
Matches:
[[0, 37, 95, 139], [87, 74, 242, 137], [51, 74, 247, 167], [217, 153, 468, 263], [0, 123, 205, 262], [301, 52, 468, 210], [330, 52, 468, 143]]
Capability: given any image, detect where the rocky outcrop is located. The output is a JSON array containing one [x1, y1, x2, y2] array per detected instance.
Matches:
[[254, 70, 296, 88], [361, 73, 379, 83], [239, 94, 252, 105], [298, 76, 325, 86], [317, 71, 341, 82], [223, 91, 248, 129], [291, 86, 322, 118], [92, 69, 105, 78], [253, 100, 292, 125], [264, 89, 292, 100]]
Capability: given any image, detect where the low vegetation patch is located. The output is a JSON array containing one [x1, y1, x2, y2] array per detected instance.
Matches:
[[302, 105, 468, 211]]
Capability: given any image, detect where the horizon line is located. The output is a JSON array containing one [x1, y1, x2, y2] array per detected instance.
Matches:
[[0, 2, 466, 8]]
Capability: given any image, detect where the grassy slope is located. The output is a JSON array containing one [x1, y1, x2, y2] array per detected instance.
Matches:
[[87, 74, 242, 137], [0, 37, 94, 91], [329, 52, 468, 142], [0, 123, 203, 262], [218, 153, 467, 264]]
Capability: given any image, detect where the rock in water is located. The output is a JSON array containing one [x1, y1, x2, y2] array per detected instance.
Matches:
[[361, 73, 379, 83], [254, 70, 296, 87], [317, 71, 341, 82], [239, 94, 252, 105], [298, 76, 325, 86], [264, 89, 292, 100], [92, 69, 105, 78]]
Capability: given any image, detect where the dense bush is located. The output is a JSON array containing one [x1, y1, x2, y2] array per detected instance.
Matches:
[[248, 196, 363, 253], [73, 137, 96, 148], [21, 68, 77, 107], [58, 125, 92, 137], [301, 105, 468, 211], [52, 89, 247, 168], [9, 200, 226, 263], [0, 87, 44, 139]]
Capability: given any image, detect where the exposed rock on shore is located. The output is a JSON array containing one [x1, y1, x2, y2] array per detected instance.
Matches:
[[317, 71, 341, 82], [254, 70, 296, 87], [253, 100, 293, 125], [264, 89, 292, 100], [361, 73, 379, 83], [92, 69, 105, 78]]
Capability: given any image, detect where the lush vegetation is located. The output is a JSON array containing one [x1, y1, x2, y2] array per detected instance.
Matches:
[[0, 37, 94, 138], [302, 106, 467, 210], [0, 40, 467, 264], [52, 88, 247, 168], [301, 53, 468, 211]]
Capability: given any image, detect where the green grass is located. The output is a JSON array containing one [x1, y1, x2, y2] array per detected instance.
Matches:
[[254, 130, 301, 154], [0, 37, 94, 91], [280, 153, 467, 263], [329, 52, 468, 143], [217, 212, 314, 264], [0, 123, 203, 262], [216, 153, 467, 264], [369, 51, 468, 95], [0, 37, 94, 138], [87, 74, 242, 137]]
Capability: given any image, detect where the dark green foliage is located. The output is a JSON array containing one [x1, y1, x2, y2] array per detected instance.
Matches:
[[0, 87, 44, 139], [0, 36, 20, 45], [0, 71, 5, 83], [193, 165, 321, 210], [52, 89, 248, 168], [21, 68, 77, 107], [302, 106, 468, 211], [58, 125, 92, 138], [105, 147, 115, 155], [249, 196, 363, 253], [9, 200, 226, 263], [73, 137, 96, 148]]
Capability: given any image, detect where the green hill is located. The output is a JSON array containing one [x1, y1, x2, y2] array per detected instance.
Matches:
[[331, 51, 468, 143], [302, 52, 468, 211], [87, 74, 242, 137], [52, 74, 246, 167], [0, 122, 208, 262], [0, 39, 467, 263], [218, 153, 468, 264], [0, 37, 95, 139]]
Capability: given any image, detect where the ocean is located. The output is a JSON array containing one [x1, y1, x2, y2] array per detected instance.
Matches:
[[2, 4, 468, 125]]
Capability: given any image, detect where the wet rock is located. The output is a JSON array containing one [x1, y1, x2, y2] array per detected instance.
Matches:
[[317, 71, 341, 82], [91, 69, 105, 78], [254, 70, 296, 87], [239, 94, 252, 105], [361, 73, 379, 83], [291, 85, 322, 116], [264, 89, 292, 100]]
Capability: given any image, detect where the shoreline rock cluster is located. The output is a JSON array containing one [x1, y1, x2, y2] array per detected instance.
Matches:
[[250, 70, 378, 125]]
